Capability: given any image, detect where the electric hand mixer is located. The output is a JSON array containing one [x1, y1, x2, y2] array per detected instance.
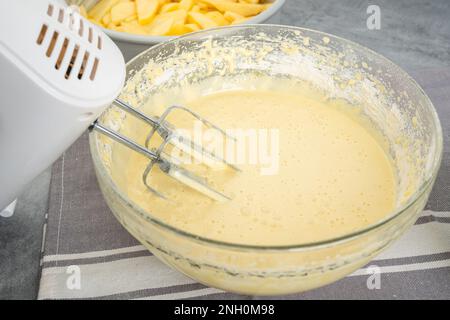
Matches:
[[0, 0, 236, 211]]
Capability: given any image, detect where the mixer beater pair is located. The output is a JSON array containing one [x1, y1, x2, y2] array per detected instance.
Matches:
[[91, 99, 239, 202]]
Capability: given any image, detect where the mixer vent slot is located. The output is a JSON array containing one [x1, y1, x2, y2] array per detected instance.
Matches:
[[55, 38, 69, 70], [65, 45, 80, 79], [88, 27, 93, 43], [58, 8, 65, 23], [90, 57, 99, 81], [46, 31, 59, 57], [78, 51, 90, 80], [78, 19, 84, 37], [97, 36, 102, 50], [36, 24, 48, 45], [47, 4, 54, 17], [68, 12, 75, 31]]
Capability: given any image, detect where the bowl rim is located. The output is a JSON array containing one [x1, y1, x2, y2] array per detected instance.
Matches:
[[99, 0, 286, 44], [91, 24, 444, 252]]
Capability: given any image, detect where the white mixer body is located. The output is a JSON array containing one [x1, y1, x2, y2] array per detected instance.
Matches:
[[0, 0, 125, 209]]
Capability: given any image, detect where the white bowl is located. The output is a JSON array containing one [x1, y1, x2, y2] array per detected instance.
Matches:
[[73, 0, 286, 61]]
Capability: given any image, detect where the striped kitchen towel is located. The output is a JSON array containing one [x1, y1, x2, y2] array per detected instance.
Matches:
[[38, 67, 450, 300]]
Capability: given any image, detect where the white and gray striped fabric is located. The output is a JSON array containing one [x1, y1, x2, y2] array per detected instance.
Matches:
[[38, 67, 450, 300]]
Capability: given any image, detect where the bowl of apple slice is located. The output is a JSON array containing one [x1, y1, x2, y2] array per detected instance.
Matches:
[[69, 0, 285, 60]]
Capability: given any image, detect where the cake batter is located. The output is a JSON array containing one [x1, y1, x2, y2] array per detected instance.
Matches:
[[113, 83, 397, 246]]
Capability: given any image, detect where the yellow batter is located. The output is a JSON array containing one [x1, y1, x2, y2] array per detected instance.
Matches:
[[114, 84, 396, 246]]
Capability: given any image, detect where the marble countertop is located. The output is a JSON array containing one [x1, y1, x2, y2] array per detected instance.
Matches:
[[1, 0, 449, 299]]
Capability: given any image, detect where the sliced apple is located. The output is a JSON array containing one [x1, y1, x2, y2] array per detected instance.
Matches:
[[153, 10, 188, 25], [88, 0, 120, 22], [199, 0, 265, 16], [102, 12, 112, 25], [223, 10, 244, 22], [206, 11, 229, 26], [185, 23, 201, 31], [78, 5, 88, 18], [179, 0, 194, 11], [121, 21, 149, 35], [239, 0, 259, 3], [170, 22, 202, 35], [188, 11, 219, 29], [124, 14, 138, 22], [136, 0, 159, 25], [147, 17, 174, 35], [111, 1, 136, 24], [160, 2, 179, 13]]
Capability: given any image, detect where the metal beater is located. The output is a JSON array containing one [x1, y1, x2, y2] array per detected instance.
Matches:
[[91, 98, 239, 202]]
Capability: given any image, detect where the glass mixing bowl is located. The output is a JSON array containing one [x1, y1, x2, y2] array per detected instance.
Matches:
[[89, 25, 443, 295]]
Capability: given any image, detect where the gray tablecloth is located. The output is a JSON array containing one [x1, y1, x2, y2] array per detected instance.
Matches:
[[37, 67, 450, 300]]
